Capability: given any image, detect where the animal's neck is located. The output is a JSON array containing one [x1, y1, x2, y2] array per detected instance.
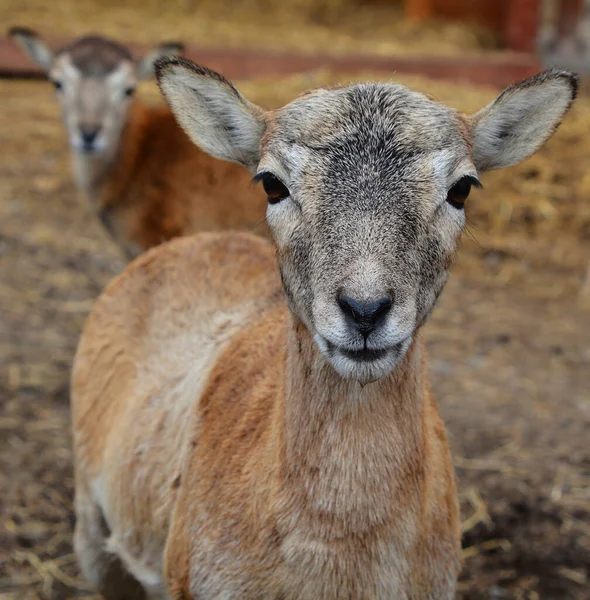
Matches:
[[72, 146, 113, 202], [72, 100, 147, 209], [277, 318, 427, 535]]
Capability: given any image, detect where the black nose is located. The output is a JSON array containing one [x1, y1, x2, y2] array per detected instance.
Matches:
[[338, 294, 393, 338], [80, 126, 100, 146]]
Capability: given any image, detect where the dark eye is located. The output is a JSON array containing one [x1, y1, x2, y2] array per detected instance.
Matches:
[[125, 87, 136, 97], [51, 80, 63, 91], [258, 173, 290, 204], [446, 176, 480, 209]]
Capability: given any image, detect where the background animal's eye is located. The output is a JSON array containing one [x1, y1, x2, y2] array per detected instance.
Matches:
[[259, 173, 290, 204], [446, 176, 480, 209], [51, 80, 63, 91], [125, 87, 136, 97]]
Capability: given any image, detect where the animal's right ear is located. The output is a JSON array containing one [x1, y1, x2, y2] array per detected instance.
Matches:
[[8, 27, 54, 72], [156, 57, 265, 171]]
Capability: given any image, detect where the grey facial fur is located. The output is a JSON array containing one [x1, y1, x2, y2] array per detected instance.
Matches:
[[57, 36, 132, 77], [263, 84, 474, 381], [156, 59, 577, 384], [9, 29, 183, 158]]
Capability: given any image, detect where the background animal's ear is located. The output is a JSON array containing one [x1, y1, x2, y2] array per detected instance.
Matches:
[[136, 42, 185, 80], [468, 70, 578, 172], [156, 57, 266, 172], [8, 27, 54, 72]]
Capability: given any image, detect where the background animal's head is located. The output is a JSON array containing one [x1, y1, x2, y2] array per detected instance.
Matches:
[[157, 59, 577, 383], [9, 28, 183, 156]]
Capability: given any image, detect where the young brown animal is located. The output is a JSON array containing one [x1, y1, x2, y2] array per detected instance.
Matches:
[[8, 28, 267, 257], [71, 61, 577, 599]]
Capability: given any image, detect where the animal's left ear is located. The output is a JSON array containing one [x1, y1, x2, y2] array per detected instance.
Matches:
[[468, 70, 578, 172], [136, 42, 184, 80]]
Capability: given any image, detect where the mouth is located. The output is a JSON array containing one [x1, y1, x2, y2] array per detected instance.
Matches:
[[316, 334, 413, 382], [73, 140, 105, 155], [338, 346, 390, 362], [325, 340, 404, 363]]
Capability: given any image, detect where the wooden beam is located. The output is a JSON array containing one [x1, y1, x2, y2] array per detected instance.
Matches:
[[404, 0, 434, 21], [0, 37, 542, 89], [557, 0, 584, 37], [505, 0, 541, 53]]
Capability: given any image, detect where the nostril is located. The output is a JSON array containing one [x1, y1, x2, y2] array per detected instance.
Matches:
[[372, 297, 393, 324], [338, 294, 393, 335], [338, 295, 360, 326], [80, 127, 100, 146]]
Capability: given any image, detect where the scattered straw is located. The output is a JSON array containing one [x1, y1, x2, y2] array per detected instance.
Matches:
[[461, 487, 492, 534], [462, 538, 512, 560], [1, 30, 589, 600]]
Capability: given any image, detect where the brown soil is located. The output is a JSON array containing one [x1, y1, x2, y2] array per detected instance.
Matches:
[[1, 73, 589, 599]]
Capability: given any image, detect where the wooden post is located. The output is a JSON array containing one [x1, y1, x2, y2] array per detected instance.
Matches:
[[557, 0, 584, 37], [404, 0, 434, 21], [505, 0, 541, 53]]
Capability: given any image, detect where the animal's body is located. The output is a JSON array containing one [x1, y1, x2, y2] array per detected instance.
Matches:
[[72, 233, 458, 599], [74, 101, 267, 256], [9, 29, 267, 257], [70, 60, 578, 599]]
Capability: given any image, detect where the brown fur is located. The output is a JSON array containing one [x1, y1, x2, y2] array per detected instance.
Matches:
[[94, 100, 268, 256], [72, 233, 460, 599], [7, 29, 268, 259], [71, 65, 577, 599]]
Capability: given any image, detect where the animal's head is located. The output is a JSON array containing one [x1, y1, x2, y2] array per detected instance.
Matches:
[[9, 27, 183, 156], [157, 59, 577, 383]]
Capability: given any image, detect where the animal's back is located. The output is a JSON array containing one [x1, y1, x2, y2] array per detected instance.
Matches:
[[112, 106, 268, 252], [71, 232, 281, 590]]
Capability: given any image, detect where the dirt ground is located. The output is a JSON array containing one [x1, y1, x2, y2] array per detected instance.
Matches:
[[1, 70, 589, 600]]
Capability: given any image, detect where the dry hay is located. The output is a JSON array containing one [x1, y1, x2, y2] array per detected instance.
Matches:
[[1, 72, 589, 599], [2, 0, 498, 60]]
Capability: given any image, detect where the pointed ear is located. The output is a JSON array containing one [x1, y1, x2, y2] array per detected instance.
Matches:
[[156, 57, 266, 171], [9, 27, 54, 72], [136, 41, 185, 80], [468, 70, 578, 172]]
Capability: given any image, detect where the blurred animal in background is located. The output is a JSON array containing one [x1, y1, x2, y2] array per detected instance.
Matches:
[[71, 61, 577, 599], [8, 28, 267, 258], [538, 0, 590, 74]]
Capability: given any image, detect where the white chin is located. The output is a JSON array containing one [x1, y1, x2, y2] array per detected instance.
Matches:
[[321, 337, 413, 385], [72, 141, 108, 155]]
